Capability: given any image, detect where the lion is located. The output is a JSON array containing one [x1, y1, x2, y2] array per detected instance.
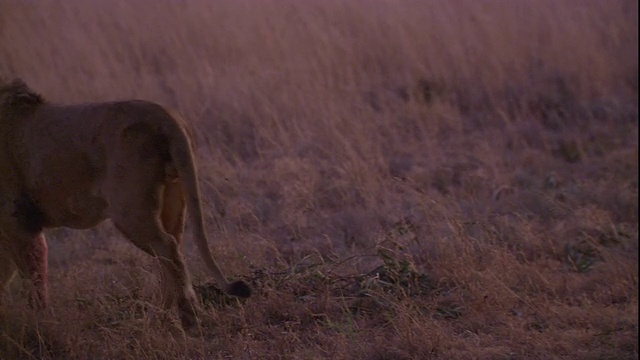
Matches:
[[0, 79, 250, 328]]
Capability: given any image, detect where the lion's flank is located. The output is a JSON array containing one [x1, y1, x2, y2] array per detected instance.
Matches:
[[0, 79, 45, 111]]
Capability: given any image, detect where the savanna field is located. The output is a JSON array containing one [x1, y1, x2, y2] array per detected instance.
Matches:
[[0, 1, 638, 359]]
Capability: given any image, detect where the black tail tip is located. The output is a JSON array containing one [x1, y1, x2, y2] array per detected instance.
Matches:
[[227, 281, 251, 298]]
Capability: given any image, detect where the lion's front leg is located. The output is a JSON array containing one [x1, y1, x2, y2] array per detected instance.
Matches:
[[2, 192, 50, 309], [12, 233, 49, 310], [26, 233, 49, 309], [0, 251, 18, 312]]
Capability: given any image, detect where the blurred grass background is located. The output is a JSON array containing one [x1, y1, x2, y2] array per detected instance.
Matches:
[[1, 1, 637, 359]]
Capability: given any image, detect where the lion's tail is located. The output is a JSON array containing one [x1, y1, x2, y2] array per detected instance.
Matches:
[[163, 116, 251, 299]]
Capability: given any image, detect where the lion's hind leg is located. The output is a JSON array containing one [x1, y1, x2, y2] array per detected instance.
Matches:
[[159, 180, 188, 308], [106, 128, 200, 329], [160, 180, 186, 245], [111, 200, 198, 329]]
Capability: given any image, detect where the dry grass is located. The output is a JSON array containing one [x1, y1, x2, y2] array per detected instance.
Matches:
[[1, 0, 638, 359]]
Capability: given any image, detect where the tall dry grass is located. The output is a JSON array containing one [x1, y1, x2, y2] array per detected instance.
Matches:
[[1, 1, 638, 359]]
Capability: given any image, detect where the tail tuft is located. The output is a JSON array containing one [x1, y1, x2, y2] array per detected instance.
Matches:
[[227, 281, 252, 298]]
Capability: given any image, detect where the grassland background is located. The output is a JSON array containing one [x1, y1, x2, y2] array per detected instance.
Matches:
[[0, 1, 638, 359]]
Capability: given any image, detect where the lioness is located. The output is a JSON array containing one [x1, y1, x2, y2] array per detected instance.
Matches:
[[0, 79, 250, 328]]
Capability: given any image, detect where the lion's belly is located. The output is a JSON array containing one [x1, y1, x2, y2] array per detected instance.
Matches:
[[38, 193, 109, 229], [32, 181, 109, 230]]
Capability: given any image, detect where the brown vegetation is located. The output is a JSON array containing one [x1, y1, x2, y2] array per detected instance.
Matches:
[[1, 1, 637, 359]]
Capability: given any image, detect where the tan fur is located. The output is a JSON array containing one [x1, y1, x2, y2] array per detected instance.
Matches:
[[0, 79, 250, 328]]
